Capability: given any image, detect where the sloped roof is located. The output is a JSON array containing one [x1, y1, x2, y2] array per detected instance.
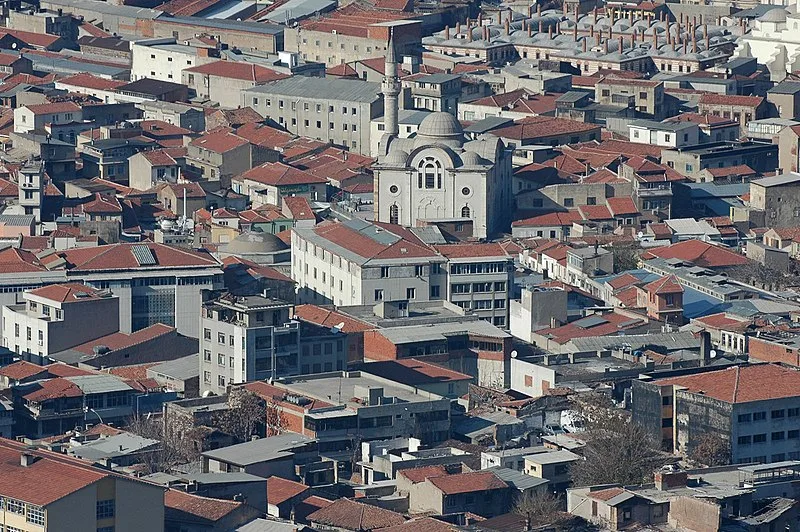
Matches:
[[655, 364, 800, 404], [642, 240, 749, 268], [307, 498, 406, 530], [183, 60, 288, 83]]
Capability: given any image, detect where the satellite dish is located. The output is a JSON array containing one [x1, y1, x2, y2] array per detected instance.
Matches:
[[709, 350, 717, 359], [637, 231, 644, 239], [11, 43, 16, 49], [511, 350, 518, 358]]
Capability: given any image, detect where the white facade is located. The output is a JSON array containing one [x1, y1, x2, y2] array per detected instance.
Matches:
[[628, 121, 699, 148], [13, 105, 82, 134], [737, 9, 800, 81], [130, 38, 201, 83]]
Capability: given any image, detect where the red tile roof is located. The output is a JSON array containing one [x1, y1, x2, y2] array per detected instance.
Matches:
[[399, 465, 448, 484], [469, 89, 561, 115], [294, 304, 373, 333], [82, 193, 123, 214], [0, 439, 114, 506], [235, 122, 295, 149], [643, 274, 683, 295], [141, 149, 179, 167], [491, 116, 599, 141], [642, 240, 749, 268], [190, 131, 248, 153], [363, 359, 471, 385], [299, 3, 416, 38], [0, 28, 60, 48], [428, 471, 507, 495], [589, 487, 626, 501], [655, 364, 800, 403], [107, 363, 159, 380], [536, 311, 647, 344], [266, 476, 309, 505], [607, 272, 642, 290], [693, 312, 750, 331], [378, 517, 458, 532], [242, 381, 333, 410], [236, 162, 327, 187], [0, 361, 46, 381], [57, 242, 219, 271], [327, 63, 358, 77], [578, 204, 613, 221], [165, 489, 243, 522], [283, 196, 316, 220], [27, 283, 104, 303], [70, 324, 175, 356], [22, 378, 83, 401], [307, 498, 406, 530], [58, 73, 125, 91], [433, 243, 509, 259], [24, 101, 81, 116], [699, 94, 764, 108], [183, 61, 288, 83], [512, 210, 582, 227], [45, 363, 96, 377], [705, 164, 757, 178], [311, 222, 438, 261], [606, 197, 640, 216]]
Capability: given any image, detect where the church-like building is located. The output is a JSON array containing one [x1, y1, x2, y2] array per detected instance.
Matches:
[[373, 32, 513, 239]]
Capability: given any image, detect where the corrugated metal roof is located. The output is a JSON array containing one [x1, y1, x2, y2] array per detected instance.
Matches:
[[66, 374, 134, 394]]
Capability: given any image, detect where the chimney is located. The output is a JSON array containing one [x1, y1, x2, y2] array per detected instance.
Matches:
[[528, 24, 532, 37], [679, 12, 683, 24], [705, 25, 710, 49], [468, 25, 473, 42], [456, 21, 461, 35], [590, 25, 594, 37], [654, 470, 688, 491], [444, 26, 450, 39], [593, 7, 598, 23], [609, 26, 613, 39], [699, 13, 703, 24], [539, 20, 543, 32], [653, 28, 657, 47], [700, 330, 712, 366], [528, 5, 533, 17], [574, 25, 578, 40], [20, 452, 37, 467], [582, 38, 587, 52], [618, 35, 623, 52], [549, 26, 553, 39], [692, 30, 697, 53], [659, 11, 664, 22], [497, 11, 502, 24], [504, 19, 510, 35], [596, 32, 601, 46], [537, 4, 542, 16], [485, 26, 490, 40], [604, 38, 609, 54]]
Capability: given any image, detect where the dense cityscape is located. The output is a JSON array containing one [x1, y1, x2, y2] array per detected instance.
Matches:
[[0, 0, 797, 529]]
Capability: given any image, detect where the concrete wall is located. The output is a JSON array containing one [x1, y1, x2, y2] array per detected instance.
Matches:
[[668, 496, 720, 532]]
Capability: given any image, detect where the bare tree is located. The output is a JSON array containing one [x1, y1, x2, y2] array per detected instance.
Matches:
[[513, 490, 563, 529], [213, 389, 266, 442], [688, 433, 730, 467], [125, 414, 190, 474], [612, 243, 640, 273], [570, 406, 668, 487], [265, 399, 288, 437]]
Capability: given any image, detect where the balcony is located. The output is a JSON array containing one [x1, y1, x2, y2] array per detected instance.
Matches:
[[636, 187, 672, 197]]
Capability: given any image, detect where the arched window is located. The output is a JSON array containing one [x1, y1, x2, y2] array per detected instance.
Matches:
[[417, 157, 443, 189], [461, 205, 471, 218], [389, 204, 399, 224]]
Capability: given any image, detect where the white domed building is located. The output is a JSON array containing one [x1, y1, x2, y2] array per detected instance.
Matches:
[[373, 33, 513, 239]]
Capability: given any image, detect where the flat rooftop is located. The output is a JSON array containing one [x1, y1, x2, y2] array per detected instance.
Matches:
[[281, 371, 446, 409]]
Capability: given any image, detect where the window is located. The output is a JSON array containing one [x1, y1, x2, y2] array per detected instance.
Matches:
[[564, 198, 574, 207], [374, 289, 384, 301], [772, 409, 785, 419], [738, 435, 751, 445], [6, 499, 24, 514], [406, 287, 416, 300], [789, 430, 799, 439], [587, 196, 596, 205], [417, 157, 442, 189], [380, 267, 390, 278], [204, 328, 212, 340], [217, 354, 225, 366], [461, 205, 471, 218], [753, 433, 767, 443], [97, 499, 115, 519], [772, 431, 785, 441], [790, 408, 800, 417], [218, 375, 226, 387], [389, 204, 399, 224], [430, 285, 440, 298], [203, 350, 211, 362], [98, 528, 115, 532], [415, 265, 424, 276], [218, 332, 225, 344], [753, 412, 767, 421], [738, 413, 751, 423]]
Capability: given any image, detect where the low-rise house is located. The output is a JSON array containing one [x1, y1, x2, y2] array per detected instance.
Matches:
[[165, 489, 262, 532], [266, 476, 309, 519], [13, 101, 84, 136], [524, 449, 581, 491], [629, 119, 699, 148], [186, 131, 279, 186], [406, 469, 512, 517], [660, 141, 778, 181], [232, 162, 327, 207], [698, 93, 768, 134], [79, 138, 155, 182], [201, 433, 318, 479], [307, 498, 406, 531]]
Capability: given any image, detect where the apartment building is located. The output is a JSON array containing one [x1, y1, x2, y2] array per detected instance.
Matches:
[[182, 61, 287, 109], [433, 244, 513, 327], [2, 284, 119, 358], [292, 219, 446, 306], [632, 364, 800, 464], [0, 438, 165, 532], [185, 130, 279, 186], [595, 78, 668, 120], [199, 294, 302, 396], [13, 101, 83, 135], [130, 38, 216, 83], [243, 77, 383, 155], [750, 172, 800, 228], [697, 94, 768, 134], [660, 142, 778, 181]]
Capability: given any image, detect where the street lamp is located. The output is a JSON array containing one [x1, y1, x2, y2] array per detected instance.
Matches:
[[84, 406, 104, 425]]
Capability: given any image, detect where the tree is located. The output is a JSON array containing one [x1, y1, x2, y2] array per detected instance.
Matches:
[[213, 389, 266, 442], [688, 433, 730, 467], [570, 405, 668, 487], [612, 243, 640, 273], [513, 490, 563, 529], [265, 399, 288, 437], [125, 414, 191, 474]]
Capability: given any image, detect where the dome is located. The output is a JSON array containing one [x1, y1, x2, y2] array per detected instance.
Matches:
[[460, 151, 486, 167], [382, 149, 409, 166], [221, 231, 288, 254], [759, 7, 787, 22], [417, 112, 464, 138]]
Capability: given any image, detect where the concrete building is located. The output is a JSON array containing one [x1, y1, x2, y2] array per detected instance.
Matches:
[[2, 284, 119, 359], [130, 38, 216, 83], [595, 78, 670, 120], [137, 100, 206, 131], [629, 120, 700, 148], [14, 101, 83, 136], [510, 286, 568, 345], [199, 294, 307, 396], [243, 77, 383, 155], [660, 141, 778, 181], [767, 80, 800, 120], [736, 8, 800, 81], [404, 469, 512, 518], [777, 124, 800, 174], [0, 438, 165, 532], [291, 219, 445, 306], [632, 364, 800, 464], [524, 450, 580, 491], [750, 172, 800, 228], [182, 61, 288, 109], [697, 94, 768, 134], [408, 73, 462, 114]]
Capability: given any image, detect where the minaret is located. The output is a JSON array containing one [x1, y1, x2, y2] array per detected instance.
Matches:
[[382, 28, 400, 137]]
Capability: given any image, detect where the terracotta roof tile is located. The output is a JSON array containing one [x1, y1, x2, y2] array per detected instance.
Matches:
[[589, 487, 626, 501], [427, 471, 507, 495], [236, 162, 327, 187], [699, 94, 764, 107], [433, 243, 509, 259], [0, 361, 46, 381], [399, 465, 448, 484], [535, 311, 647, 345], [643, 274, 683, 295], [363, 360, 471, 385], [294, 304, 373, 333], [491, 116, 599, 141], [183, 61, 288, 83], [24, 101, 81, 116], [190, 131, 248, 153], [71, 324, 175, 356], [266, 476, 308, 505], [310, 222, 438, 261], [22, 378, 83, 401], [58, 242, 219, 271], [642, 240, 749, 268], [165, 489, 242, 522], [579, 204, 613, 221], [283, 196, 316, 220], [307, 498, 406, 530], [655, 364, 800, 403], [378, 517, 458, 532], [58, 73, 125, 91], [27, 283, 105, 303], [606, 197, 640, 216], [512, 210, 582, 227]]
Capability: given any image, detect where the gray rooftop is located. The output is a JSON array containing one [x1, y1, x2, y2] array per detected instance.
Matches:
[[487, 466, 550, 490], [375, 319, 511, 344], [245, 77, 381, 103], [769, 81, 800, 95], [556, 91, 591, 103], [201, 433, 313, 467], [463, 116, 514, 134], [69, 433, 159, 461], [41, 0, 162, 18], [524, 449, 580, 465], [414, 73, 460, 84], [162, 15, 284, 35], [752, 172, 800, 188], [22, 52, 129, 78], [260, 0, 335, 23], [630, 119, 696, 132], [66, 374, 134, 394], [568, 331, 701, 353], [148, 354, 199, 381], [0, 215, 35, 227]]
